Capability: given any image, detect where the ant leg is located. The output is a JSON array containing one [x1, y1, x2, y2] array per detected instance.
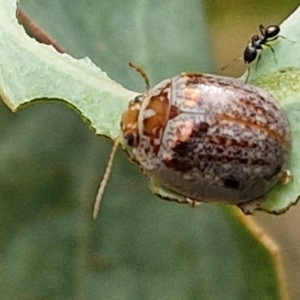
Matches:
[[264, 44, 277, 63], [267, 36, 279, 42], [255, 52, 262, 70], [269, 45, 277, 63], [245, 65, 251, 83], [268, 35, 296, 43], [277, 35, 296, 43]]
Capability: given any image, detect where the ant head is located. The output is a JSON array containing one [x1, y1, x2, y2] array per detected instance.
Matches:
[[250, 35, 262, 50], [251, 35, 260, 43], [265, 25, 280, 39]]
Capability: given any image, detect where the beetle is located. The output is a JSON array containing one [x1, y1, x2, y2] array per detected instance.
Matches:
[[120, 64, 292, 214]]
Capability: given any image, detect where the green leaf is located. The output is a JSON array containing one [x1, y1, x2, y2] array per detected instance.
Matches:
[[0, 0, 292, 298], [252, 70, 300, 213], [0, 0, 135, 139]]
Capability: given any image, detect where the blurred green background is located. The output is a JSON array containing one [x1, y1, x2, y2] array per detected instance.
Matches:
[[0, 0, 299, 299]]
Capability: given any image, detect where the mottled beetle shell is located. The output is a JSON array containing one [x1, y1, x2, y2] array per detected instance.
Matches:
[[121, 73, 291, 204]]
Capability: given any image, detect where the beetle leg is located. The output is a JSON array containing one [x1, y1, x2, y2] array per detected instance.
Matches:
[[280, 170, 293, 185], [237, 197, 264, 215], [186, 198, 202, 208], [149, 179, 187, 204]]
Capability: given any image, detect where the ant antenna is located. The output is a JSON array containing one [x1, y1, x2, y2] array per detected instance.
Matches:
[[128, 62, 150, 92], [220, 56, 243, 72], [93, 137, 121, 220]]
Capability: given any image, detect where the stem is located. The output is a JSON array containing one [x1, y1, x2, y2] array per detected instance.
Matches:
[[17, 9, 66, 54]]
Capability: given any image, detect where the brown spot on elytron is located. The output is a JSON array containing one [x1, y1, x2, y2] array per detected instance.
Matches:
[[181, 75, 280, 119], [231, 95, 280, 123], [182, 73, 206, 85], [198, 122, 209, 134], [183, 73, 236, 88], [205, 136, 257, 149], [169, 105, 181, 120], [163, 156, 190, 173], [191, 122, 257, 149], [219, 114, 290, 147], [167, 133, 272, 173], [152, 144, 161, 154]]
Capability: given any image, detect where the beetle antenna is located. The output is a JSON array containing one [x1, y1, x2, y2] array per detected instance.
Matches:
[[129, 62, 150, 92], [93, 137, 121, 220]]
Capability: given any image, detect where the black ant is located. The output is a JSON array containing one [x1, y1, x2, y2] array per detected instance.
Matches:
[[244, 25, 282, 81], [244, 25, 280, 65], [222, 24, 290, 82]]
